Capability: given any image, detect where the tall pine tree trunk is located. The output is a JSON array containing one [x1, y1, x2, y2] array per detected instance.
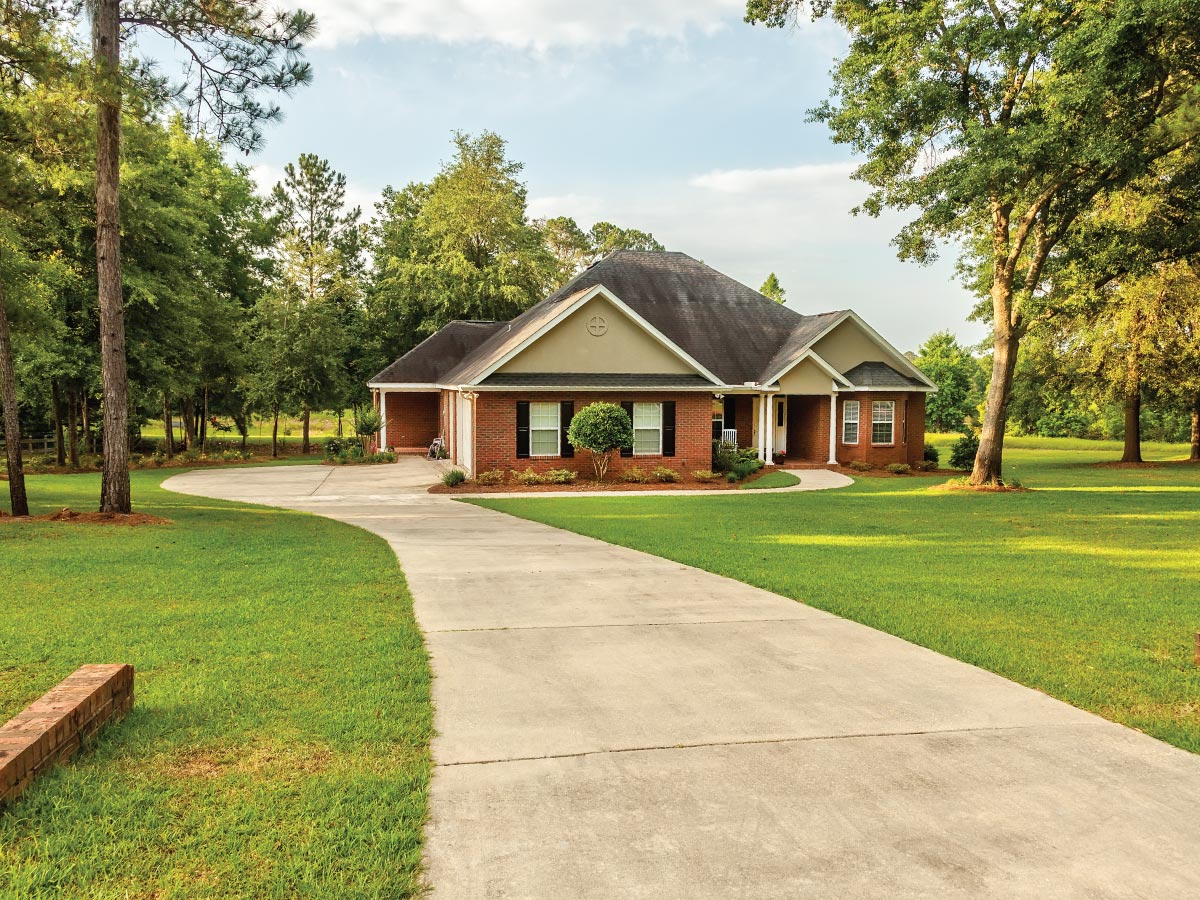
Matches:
[[1190, 392, 1199, 462], [200, 386, 209, 454], [94, 0, 131, 512], [271, 407, 280, 458], [302, 406, 310, 454], [52, 381, 65, 466], [0, 283, 30, 517], [162, 394, 174, 458], [180, 397, 196, 449], [81, 394, 91, 454], [1121, 349, 1142, 464], [67, 389, 79, 468]]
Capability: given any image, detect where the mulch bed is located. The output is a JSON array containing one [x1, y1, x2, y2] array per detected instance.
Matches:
[[430, 471, 776, 494], [831, 465, 957, 478], [929, 481, 1029, 493], [0, 508, 172, 526]]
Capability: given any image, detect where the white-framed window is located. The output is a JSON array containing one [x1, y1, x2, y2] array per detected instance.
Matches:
[[530, 401, 560, 456], [842, 400, 860, 444], [872, 400, 895, 444], [633, 402, 663, 455]]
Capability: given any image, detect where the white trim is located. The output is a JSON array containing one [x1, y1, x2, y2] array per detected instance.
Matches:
[[470, 284, 724, 386], [764, 393, 775, 465], [529, 400, 561, 457], [842, 399, 860, 445], [467, 383, 773, 393], [871, 400, 896, 445], [757, 394, 767, 462], [367, 382, 447, 391], [763, 348, 853, 390], [827, 392, 839, 465], [631, 401, 664, 456]]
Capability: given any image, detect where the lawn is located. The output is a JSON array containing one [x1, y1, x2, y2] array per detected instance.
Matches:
[[0, 469, 431, 899], [471, 437, 1200, 754]]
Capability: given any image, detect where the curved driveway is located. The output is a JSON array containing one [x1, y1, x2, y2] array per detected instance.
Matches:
[[165, 460, 1200, 899]]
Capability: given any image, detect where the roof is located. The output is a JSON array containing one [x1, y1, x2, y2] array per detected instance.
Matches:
[[368, 251, 919, 390], [477, 373, 717, 390], [369, 320, 506, 384], [842, 361, 929, 390]]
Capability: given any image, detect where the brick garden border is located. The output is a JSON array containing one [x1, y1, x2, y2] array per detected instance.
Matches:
[[0, 664, 134, 806]]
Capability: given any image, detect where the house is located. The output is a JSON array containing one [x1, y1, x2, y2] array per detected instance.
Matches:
[[367, 251, 935, 475]]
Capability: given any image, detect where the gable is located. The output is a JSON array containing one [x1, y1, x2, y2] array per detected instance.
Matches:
[[777, 357, 839, 394], [811, 316, 907, 375], [497, 294, 698, 376]]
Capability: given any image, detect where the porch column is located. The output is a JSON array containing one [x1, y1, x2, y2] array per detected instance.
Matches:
[[757, 393, 768, 462], [379, 390, 388, 450], [764, 394, 775, 464], [827, 390, 838, 465]]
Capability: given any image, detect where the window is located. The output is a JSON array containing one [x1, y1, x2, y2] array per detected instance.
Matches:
[[712, 398, 724, 441], [872, 401, 895, 444], [530, 402, 560, 456], [842, 401, 860, 444], [633, 402, 662, 455], [776, 400, 785, 428]]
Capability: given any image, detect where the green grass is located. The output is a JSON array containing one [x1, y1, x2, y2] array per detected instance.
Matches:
[[471, 437, 1200, 754], [0, 470, 431, 899], [740, 470, 801, 490]]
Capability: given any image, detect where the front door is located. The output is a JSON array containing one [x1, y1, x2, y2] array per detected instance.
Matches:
[[774, 398, 787, 455]]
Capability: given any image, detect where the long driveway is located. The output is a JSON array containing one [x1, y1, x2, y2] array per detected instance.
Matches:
[[165, 460, 1200, 899]]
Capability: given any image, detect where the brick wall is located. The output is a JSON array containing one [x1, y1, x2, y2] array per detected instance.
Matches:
[[834, 391, 926, 467], [382, 392, 439, 450], [787, 395, 831, 463], [1, 664, 133, 806], [473, 392, 712, 476]]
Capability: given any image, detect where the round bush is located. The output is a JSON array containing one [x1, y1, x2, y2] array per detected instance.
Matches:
[[949, 432, 980, 470], [567, 402, 633, 480]]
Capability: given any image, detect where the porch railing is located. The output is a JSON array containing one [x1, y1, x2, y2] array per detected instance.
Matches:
[[720, 428, 738, 446]]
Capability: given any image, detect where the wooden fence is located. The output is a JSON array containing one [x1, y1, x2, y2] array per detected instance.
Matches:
[[0, 434, 59, 454]]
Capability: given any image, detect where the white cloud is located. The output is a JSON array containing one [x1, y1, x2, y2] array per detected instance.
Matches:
[[526, 192, 605, 224], [300, 0, 744, 49], [689, 161, 857, 194]]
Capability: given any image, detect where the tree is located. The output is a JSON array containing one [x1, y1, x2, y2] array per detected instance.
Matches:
[[587, 221, 663, 259], [748, 0, 1200, 485], [85, 0, 313, 512], [759, 272, 785, 304], [540, 217, 666, 285], [913, 331, 980, 433], [567, 402, 633, 481]]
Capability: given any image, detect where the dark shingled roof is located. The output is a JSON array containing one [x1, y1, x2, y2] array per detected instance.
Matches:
[[478, 373, 717, 389], [369, 321, 506, 384], [842, 361, 929, 390], [369, 252, 898, 388]]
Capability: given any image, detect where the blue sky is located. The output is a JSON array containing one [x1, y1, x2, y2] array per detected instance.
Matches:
[[189, 1, 987, 351]]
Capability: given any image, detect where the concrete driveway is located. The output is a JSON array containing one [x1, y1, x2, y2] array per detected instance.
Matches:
[[165, 460, 1200, 899]]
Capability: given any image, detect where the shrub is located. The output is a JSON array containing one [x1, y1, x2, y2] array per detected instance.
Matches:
[[441, 468, 467, 487], [691, 469, 720, 482], [726, 472, 738, 483], [180, 448, 201, 462], [712, 440, 738, 472], [847, 460, 873, 472], [885, 462, 911, 475], [923, 443, 940, 465], [730, 457, 764, 480], [150, 451, 166, 467], [545, 468, 578, 484], [914, 459, 937, 472], [651, 466, 680, 483], [949, 431, 980, 470], [476, 468, 505, 486], [623, 467, 650, 483], [354, 408, 383, 452], [512, 467, 548, 486], [567, 402, 633, 480]]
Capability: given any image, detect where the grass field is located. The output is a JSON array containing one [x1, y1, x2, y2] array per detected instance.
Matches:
[[0, 470, 431, 899], [472, 437, 1200, 754], [140, 411, 350, 444]]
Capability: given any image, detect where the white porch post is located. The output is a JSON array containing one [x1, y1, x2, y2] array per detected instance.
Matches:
[[757, 393, 768, 462], [827, 389, 838, 465], [764, 394, 775, 464], [379, 390, 387, 450]]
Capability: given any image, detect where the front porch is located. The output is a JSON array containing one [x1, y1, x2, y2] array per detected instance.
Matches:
[[711, 393, 839, 466]]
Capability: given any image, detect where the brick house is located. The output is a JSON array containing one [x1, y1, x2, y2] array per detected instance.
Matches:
[[368, 251, 935, 475]]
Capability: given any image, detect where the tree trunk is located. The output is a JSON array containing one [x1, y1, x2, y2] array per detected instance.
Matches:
[[0, 284, 30, 517], [81, 393, 91, 454], [94, 0, 130, 512], [52, 381, 65, 466], [302, 406, 310, 455], [1190, 392, 1199, 461], [337, 409, 343, 438], [180, 397, 196, 449], [971, 325, 1020, 485], [200, 385, 209, 454], [162, 394, 174, 458], [1121, 349, 1142, 464], [271, 408, 279, 458], [67, 390, 79, 468]]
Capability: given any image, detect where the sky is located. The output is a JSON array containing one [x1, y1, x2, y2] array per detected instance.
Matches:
[[178, 1, 988, 352]]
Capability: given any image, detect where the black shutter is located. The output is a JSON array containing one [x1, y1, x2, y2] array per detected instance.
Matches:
[[620, 401, 634, 457], [516, 401, 530, 458], [560, 401, 575, 457], [662, 401, 676, 457], [723, 396, 736, 429]]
